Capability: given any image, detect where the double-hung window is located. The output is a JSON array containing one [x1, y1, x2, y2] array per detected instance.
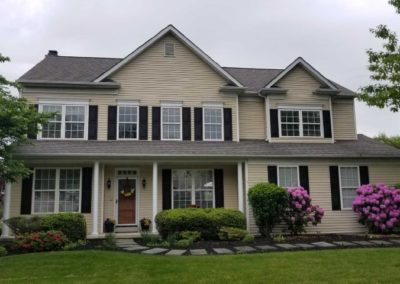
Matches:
[[203, 107, 223, 141], [279, 109, 322, 137], [172, 170, 214, 208], [39, 103, 88, 139], [339, 166, 360, 209], [162, 105, 182, 140], [33, 168, 81, 213], [278, 166, 299, 188], [118, 105, 139, 139]]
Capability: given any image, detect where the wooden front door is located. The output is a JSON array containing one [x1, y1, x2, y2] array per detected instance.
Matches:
[[117, 178, 136, 224]]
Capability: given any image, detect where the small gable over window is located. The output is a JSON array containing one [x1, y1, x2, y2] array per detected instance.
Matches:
[[164, 42, 175, 57]]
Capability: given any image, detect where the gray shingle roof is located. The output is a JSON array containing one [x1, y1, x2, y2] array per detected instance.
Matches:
[[15, 135, 400, 159], [18, 56, 121, 82]]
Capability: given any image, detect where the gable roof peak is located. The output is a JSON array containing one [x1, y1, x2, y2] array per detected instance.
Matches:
[[94, 25, 243, 87]]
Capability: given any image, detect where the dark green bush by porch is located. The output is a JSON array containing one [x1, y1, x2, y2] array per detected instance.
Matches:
[[155, 208, 246, 240], [5, 213, 86, 242]]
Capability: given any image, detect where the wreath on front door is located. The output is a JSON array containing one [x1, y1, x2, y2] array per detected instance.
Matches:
[[120, 178, 135, 197]]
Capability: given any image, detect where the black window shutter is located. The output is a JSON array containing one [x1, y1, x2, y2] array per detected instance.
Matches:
[[88, 105, 98, 140], [359, 166, 370, 185], [139, 106, 148, 140], [323, 110, 332, 138], [270, 109, 279, 138], [194, 107, 203, 141], [81, 167, 93, 213], [152, 107, 161, 140], [329, 166, 341, 211], [224, 108, 232, 141], [268, 166, 278, 184], [28, 104, 38, 139], [299, 166, 310, 194], [214, 169, 224, 208], [20, 171, 33, 215], [107, 106, 117, 140], [182, 107, 191, 141], [162, 169, 172, 210]]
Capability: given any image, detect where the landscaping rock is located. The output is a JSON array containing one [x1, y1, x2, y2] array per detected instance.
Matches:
[[369, 240, 392, 246], [275, 243, 297, 250], [234, 246, 256, 253], [213, 248, 234, 255], [142, 248, 168, 255], [166, 249, 186, 256], [294, 243, 315, 249], [311, 242, 336, 248], [256, 245, 278, 251], [332, 241, 357, 247], [389, 239, 400, 244], [352, 241, 375, 246], [190, 249, 208, 256]]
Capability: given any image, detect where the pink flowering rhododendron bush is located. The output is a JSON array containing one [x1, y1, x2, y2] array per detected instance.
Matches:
[[353, 184, 400, 233], [285, 187, 324, 235]]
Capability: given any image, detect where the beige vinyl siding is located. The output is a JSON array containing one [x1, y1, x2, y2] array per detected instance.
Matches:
[[332, 99, 357, 140], [238, 96, 265, 140], [21, 34, 237, 141], [247, 159, 400, 235]]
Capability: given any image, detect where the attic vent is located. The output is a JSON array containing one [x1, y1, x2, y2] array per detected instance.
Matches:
[[164, 42, 175, 57]]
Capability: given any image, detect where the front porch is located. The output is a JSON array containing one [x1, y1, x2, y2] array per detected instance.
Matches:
[[1, 159, 247, 239]]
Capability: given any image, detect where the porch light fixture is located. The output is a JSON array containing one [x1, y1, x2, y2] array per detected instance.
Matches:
[[107, 178, 111, 189], [142, 178, 146, 189]]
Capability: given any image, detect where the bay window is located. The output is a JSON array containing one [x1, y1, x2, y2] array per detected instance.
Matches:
[[39, 103, 88, 139], [33, 168, 81, 213], [172, 170, 214, 208], [279, 109, 322, 137]]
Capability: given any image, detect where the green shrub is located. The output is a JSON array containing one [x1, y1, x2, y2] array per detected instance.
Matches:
[[394, 183, 400, 189], [179, 230, 202, 242], [155, 208, 246, 240], [17, 230, 69, 252], [243, 233, 255, 243], [0, 246, 7, 257], [218, 226, 248, 241], [41, 213, 86, 242], [4, 216, 44, 235], [176, 239, 193, 248], [63, 240, 86, 251], [248, 182, 289, 237], [102, 233, 117, 249], [141, 232, 162, 245]]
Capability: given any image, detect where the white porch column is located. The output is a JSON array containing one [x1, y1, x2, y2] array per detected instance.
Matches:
[[1, 182, 11, 238], [152, 161, 158, 233], [237, 162, 244, 212], [244, 161, 250, 231], [91, 161, 100, 236]]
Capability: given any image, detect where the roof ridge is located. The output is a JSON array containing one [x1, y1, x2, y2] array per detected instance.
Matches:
[[49, 55, 122, 60], [223, 66, 283, 71]]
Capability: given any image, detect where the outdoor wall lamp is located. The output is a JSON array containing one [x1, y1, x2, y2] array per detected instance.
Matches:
[[142, 178, 146, 189], [107, 178, 111, 189]]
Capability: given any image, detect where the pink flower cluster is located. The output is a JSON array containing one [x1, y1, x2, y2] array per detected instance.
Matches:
[[353, 183, 400, 233], [285, 187, 325, 235]]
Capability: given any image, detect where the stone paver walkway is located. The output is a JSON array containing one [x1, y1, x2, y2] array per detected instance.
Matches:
[[115, 238, 399, 256]]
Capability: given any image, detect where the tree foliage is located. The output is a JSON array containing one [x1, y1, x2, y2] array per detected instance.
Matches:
[[0, 53, 50, 182], [359, 0, 400, 112], [375, 133, 400, 149]]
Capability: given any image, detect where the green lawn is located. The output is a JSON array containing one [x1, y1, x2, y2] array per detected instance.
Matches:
[[1, 248, 399, 283]]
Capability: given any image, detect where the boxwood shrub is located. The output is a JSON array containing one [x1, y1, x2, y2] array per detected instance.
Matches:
[[155, 208, 246, 240]]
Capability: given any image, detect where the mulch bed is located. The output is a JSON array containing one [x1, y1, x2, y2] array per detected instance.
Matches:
[[134, 234, 400, 251]]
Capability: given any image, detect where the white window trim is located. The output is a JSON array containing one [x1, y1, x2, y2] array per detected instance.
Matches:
[[338, 165, 360, 210], [171, 169, 215, 209], [38, 103, 89, 140], [202, 106, 224, 141], [277, 165, 300, 188], [278, 108, 323, 138], [117, 104, 139, 140], [161, 105, 182, 141], [32, 167, 82, 214]]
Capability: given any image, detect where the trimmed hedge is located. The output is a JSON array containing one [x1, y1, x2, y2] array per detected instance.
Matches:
[[5, 213, 86, 242], [155, 208, 246, 240]]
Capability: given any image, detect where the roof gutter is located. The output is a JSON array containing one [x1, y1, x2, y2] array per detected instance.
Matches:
[[258, 87, 287, 97], [17, 80, 121, 89]]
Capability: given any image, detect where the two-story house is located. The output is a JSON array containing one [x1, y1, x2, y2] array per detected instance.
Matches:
[[2, 25, 400, 238]]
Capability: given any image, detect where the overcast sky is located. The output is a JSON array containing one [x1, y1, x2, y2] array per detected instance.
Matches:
[[1, 0, 399, 136]]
